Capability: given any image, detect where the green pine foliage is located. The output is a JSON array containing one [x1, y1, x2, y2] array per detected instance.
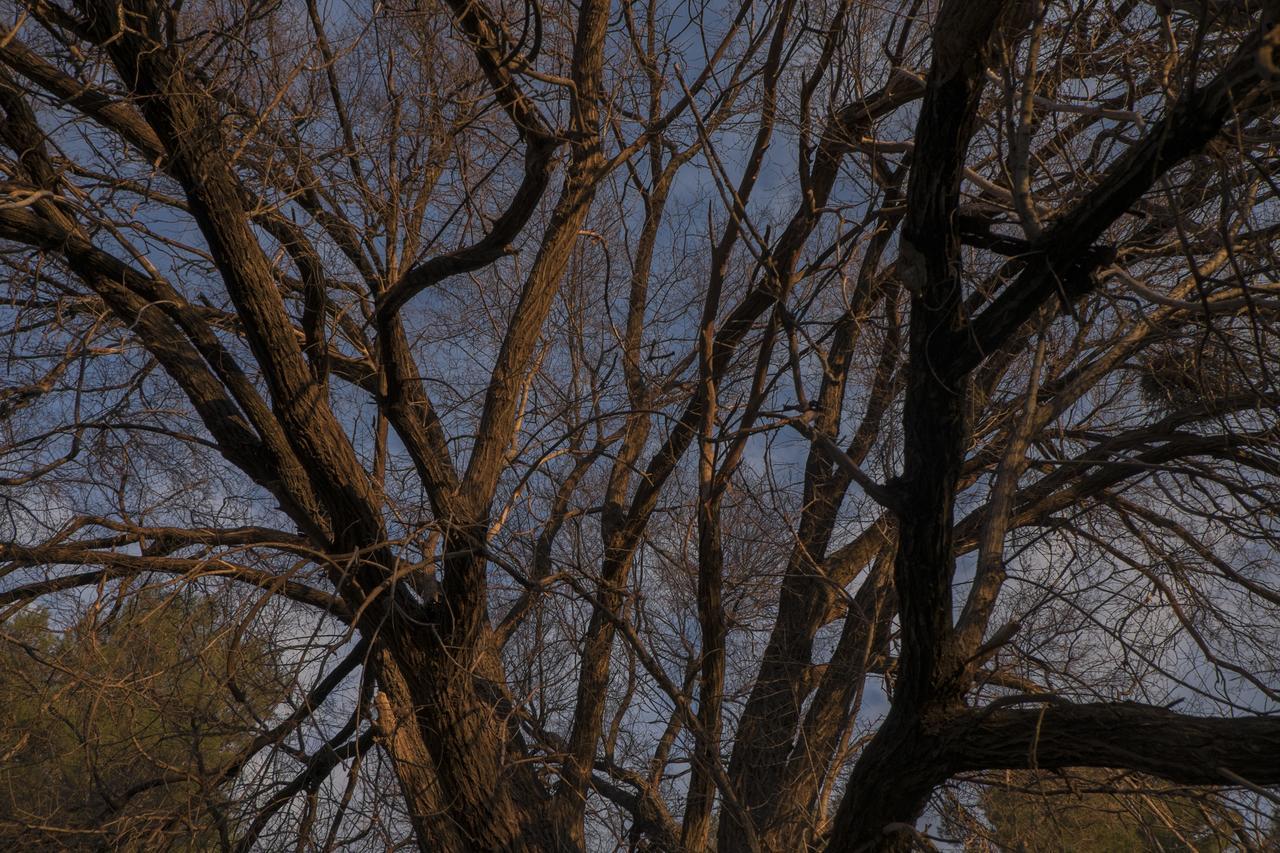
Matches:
[[0, 586, 282, 851], [965, 770, 1244, 853]]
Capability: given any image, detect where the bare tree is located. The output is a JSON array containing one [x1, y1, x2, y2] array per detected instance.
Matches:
[[2, 0, 1279, 849]]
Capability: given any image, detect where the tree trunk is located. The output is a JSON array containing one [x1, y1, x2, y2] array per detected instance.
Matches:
[[824, 710, 949, 853], [377, 636, 564, 851]]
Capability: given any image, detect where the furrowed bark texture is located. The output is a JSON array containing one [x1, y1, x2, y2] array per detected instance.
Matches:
[[1, 0, 1279, 850]]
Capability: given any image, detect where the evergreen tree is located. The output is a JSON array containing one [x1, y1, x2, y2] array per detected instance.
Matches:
[[0, 587, 281, 851]]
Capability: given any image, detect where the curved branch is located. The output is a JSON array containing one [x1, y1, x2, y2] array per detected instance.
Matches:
[[0, 545, 350, 621]]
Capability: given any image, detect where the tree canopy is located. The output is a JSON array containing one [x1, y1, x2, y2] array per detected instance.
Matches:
[[1, 0, 1279, 849]]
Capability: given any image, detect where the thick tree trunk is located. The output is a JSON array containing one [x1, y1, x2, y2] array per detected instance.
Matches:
[[377, 636, 566, 852], [373, 655, 458, 853], [823, 709, 949, 853]]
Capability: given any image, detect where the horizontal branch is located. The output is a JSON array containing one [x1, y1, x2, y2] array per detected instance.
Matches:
[[0, 544, 350, 621], [951, 701, 1280, 788]]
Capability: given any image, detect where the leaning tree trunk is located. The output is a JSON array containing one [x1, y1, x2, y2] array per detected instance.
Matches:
[[375, 631, 567, 851]]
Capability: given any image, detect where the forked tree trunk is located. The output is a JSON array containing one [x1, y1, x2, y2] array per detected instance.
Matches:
[[375, 638, 564, 851], [373, 655, 459, 853]]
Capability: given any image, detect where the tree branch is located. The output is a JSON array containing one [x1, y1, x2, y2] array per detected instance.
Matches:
[[951, 701, 1280, 789]]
